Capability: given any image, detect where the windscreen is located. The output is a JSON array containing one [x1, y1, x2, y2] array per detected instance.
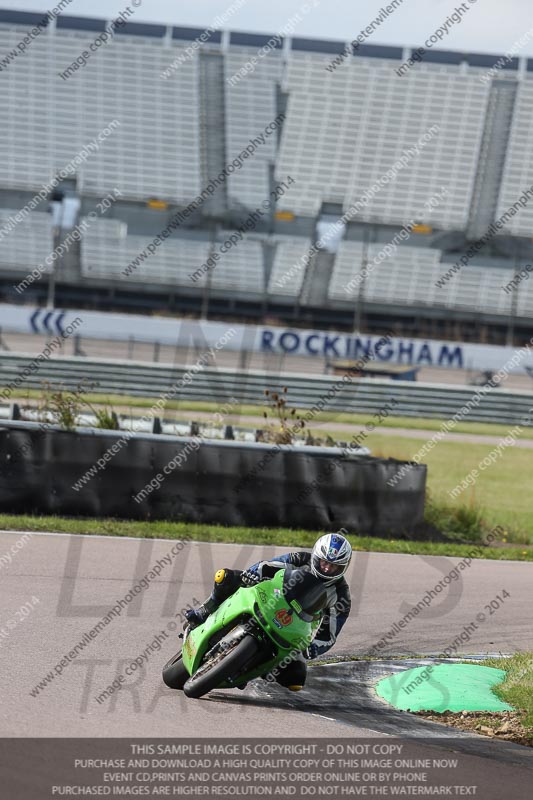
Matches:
[[282, 568, 328, 617]]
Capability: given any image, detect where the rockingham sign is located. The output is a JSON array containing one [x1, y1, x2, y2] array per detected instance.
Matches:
[[1, 303, 532, 375], [260, 328, 465, 367]]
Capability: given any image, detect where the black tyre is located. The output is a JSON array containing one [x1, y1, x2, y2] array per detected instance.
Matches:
[[183, 635, 259, 699], [162, 651, 189, 690]]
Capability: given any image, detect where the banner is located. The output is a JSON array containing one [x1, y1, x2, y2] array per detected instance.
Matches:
[[1, 304, 532, 374]]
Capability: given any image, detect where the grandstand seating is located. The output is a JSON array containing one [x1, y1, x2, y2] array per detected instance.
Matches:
[[225, 48, 283, 209], [0, 14, 528, 230], [81, 219, 265, 293], [212, 234, 264, 293], [277, 53, 489, 229], [0, 25, 202, 204], [0, 210, 53, 272], [267, 236, 312, 296], [328, 242, 533, 316], [1, 10, 533, 329], [496, 76, 533, 236], [81, 219, 212, 286]]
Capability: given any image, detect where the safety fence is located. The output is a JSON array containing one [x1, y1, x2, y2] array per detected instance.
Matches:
[[0, 353, 532, 425]]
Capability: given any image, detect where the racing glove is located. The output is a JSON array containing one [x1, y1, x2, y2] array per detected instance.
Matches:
[[305, 641, 329, 660], [241, 569, 261, 587]]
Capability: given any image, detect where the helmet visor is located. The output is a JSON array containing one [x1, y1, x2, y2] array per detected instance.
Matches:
[[314, 557, 345, 579]]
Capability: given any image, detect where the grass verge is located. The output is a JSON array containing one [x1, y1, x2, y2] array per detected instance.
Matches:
[[417, 653, 533, 746], [485, 652, 533, 729], [0, 514, 531, 560], [368, 435, 533, 544]]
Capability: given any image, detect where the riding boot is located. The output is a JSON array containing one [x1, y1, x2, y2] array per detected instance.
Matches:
[[182, 569, 241, 629]]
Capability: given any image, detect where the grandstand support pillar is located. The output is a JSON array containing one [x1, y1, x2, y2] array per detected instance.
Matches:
[[506, 252, 521, 347], [199, 52, 228, 218], [201, 221, 218, 320], [238, 348, 249, 371], [46, 227, 60, 309], [198, 50, 227, 321], [46, 267, 56, 310], [467, 80, 518, 241], [353, 226, 371, 333], [507, 313, 515, 348], [73, 336, 86, 357]]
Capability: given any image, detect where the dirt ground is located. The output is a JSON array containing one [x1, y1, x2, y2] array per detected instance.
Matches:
[[416, 709, 533, 747]]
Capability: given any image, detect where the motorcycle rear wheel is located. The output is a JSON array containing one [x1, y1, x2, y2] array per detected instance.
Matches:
[[183, 635, 258, 699]]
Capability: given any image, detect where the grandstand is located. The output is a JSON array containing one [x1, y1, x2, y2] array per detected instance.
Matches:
[[224, 40, 283, 210], [328, 243, 531, 317], [0, 210, 53, 272], [1, 8, 533, 343], [268, 236, 312, 297], [277, 51, 488, 229]]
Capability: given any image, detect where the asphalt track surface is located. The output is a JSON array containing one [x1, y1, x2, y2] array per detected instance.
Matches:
[[1, 530, 532, 781]]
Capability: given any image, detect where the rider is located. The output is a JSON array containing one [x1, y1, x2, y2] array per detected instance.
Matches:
[[184, 532, 352, 690]]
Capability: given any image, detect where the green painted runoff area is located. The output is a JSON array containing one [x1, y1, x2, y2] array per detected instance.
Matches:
[[375, 663, 514, 713]]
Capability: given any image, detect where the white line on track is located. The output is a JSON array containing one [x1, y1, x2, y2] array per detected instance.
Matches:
[[0, 529, 294, 549], [310, 712, 385, 735]]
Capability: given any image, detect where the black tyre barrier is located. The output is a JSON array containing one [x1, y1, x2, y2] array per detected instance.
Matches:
[[0, 423, 426, 534]]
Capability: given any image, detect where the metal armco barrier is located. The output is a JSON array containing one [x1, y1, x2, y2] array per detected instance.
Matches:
[[0, 353, 532, 425], [0, 422, 426, 534]]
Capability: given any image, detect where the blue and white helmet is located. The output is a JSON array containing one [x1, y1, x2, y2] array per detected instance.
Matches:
[[310, 533, 352, 583]]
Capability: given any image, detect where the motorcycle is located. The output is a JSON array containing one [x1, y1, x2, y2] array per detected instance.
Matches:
[[162, 567, 326, 699]]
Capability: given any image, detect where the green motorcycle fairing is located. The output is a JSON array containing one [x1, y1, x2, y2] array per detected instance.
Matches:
[[181, 569, 320, 688]]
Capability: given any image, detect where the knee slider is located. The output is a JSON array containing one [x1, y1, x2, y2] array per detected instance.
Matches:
[[214, 569, 226, 584]]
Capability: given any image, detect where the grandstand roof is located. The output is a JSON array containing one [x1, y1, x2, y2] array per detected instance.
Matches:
[[0, 9, 519, 69]]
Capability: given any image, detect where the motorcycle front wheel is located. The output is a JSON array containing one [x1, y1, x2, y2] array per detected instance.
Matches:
[[162, 650, 189, 690], [183, 635, 259, 699]]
